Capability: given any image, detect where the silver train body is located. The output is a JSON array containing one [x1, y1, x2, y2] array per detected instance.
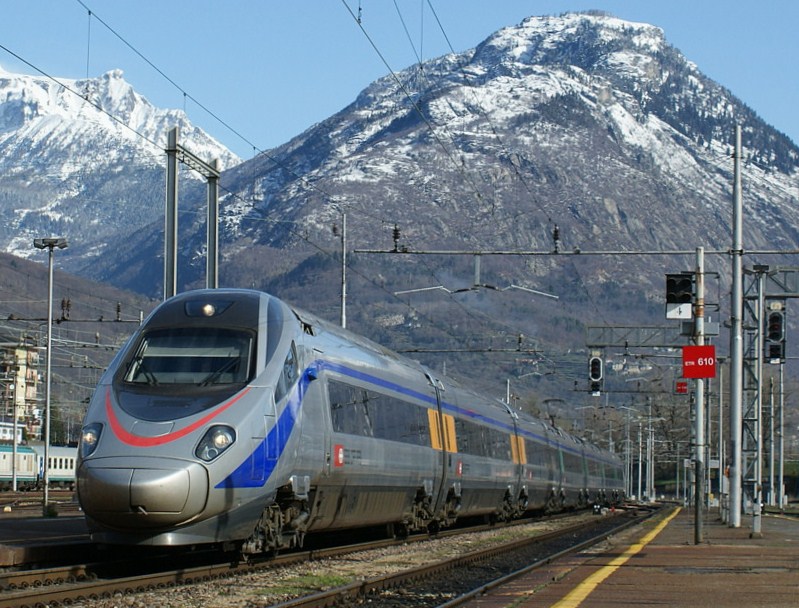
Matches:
[[77, 289, 624, 553]]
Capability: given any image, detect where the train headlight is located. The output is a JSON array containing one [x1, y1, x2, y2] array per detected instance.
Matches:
[[195, 425, 236, 462], [80, 423, 103, 458]]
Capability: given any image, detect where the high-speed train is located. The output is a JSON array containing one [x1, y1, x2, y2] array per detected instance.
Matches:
[[77, 289, 624, 555]]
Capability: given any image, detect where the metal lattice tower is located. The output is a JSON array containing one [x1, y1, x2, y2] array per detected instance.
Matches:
[[741, 266, 795, 531]]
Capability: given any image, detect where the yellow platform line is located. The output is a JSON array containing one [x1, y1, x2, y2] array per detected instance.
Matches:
[[550, 507, 681, 608]]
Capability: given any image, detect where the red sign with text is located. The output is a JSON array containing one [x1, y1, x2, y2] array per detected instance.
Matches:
[[682, 345, 717, 379]]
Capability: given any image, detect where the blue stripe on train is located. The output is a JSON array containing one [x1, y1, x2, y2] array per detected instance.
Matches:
[[215, 365, 312, 489], [216, 360, 613, 488]]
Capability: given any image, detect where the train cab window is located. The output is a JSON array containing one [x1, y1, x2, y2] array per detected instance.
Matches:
[[274, 343, 299, 403], [123, 327, 254, 386]]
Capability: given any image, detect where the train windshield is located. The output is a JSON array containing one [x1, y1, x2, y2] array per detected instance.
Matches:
[[123, 327, 254, 386]]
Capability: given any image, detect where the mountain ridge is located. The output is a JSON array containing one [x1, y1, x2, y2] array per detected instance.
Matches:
[[0, 65, 240, 268], [196, 11, 797, 272], [1, 13, 798, 398]]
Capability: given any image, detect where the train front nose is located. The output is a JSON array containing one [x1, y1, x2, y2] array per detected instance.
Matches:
[[77, 457, 209, 529]]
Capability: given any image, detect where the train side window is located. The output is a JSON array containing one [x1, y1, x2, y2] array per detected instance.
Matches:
[[328, 380, 427, 445], [274, 342, 299, 403], [524, 438, 549, 468], [563, 451, 582, 475], [454, 417, 475, 455], [455, 416, 508, 458], [491, 428, 512, 460], [328, 380, 372, 436], [365, 390, 427, 445]]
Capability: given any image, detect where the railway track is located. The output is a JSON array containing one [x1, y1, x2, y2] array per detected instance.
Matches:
[[0, 507, 652, 608], [269, 506, 657, 608], [0, 491, 80, 517], [0, 514, 514, 606]]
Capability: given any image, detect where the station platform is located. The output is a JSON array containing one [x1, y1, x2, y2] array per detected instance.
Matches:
[[462, 506, 799, 607], [0, 513, 91, 566]]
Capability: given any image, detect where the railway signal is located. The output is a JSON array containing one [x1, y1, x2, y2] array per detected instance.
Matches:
[[765, 300, 786, 363], [766, 311, 784, 341], [665, 272, 694, 320], [588, 355, 603, 395]]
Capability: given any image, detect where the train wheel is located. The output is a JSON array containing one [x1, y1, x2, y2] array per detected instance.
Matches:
[[390, 522, 409, 540]]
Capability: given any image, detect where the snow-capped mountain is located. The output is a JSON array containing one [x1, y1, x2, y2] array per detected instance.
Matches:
[[0, 66, 240, 267], [106, 10, 795, 314], [163, 12, 797, 264], [3, 12, 799, 336]]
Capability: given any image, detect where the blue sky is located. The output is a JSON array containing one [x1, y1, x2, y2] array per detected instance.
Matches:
[[2, 1, 797, 159]]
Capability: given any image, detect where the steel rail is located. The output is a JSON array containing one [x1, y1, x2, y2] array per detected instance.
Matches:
[[0, 511, 548, 607], [268, 507, 657, 608], [437, 506, 661, 608]]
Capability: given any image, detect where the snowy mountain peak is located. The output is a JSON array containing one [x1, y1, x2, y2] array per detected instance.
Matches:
[[485, 11, 665, 61], [0, 67, 240, 265], [2, 12, 799, 307], [206, 10, 798, 281], [351, 11, 796, 177], [0, 67, 239, 166]]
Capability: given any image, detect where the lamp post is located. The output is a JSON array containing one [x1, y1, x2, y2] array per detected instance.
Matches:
[[33, 237, 67, 516], [11, 376, 17, 492], [638, 421, 643, 500], [617, 405, 639, 499], [623, 377, 663, 501]]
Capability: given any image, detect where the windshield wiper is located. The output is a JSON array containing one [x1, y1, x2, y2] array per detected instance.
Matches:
[[198, 358, 240, 386], [126, 356, 159, 386]]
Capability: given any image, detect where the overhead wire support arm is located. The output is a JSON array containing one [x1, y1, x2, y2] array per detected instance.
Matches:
[[6, 316, 141, 324], [397, 332, 538, 355], [394, 283, 559, 299], [392, 252, 558, 299], [354, 247, 733, 256], [164, 126, 221, 299], [355, 246, 799, 257], [167, 144, 221, 180], [397, 347, 541, 354], [368, 247, 735, 300]]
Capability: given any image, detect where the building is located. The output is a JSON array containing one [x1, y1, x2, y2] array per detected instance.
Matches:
[[0, 335, 41, 443]]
